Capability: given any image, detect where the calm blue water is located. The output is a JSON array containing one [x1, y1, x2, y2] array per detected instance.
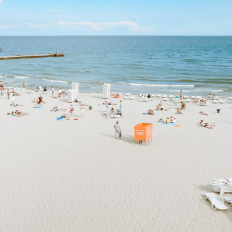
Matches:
[[0, 36, 232, 96]]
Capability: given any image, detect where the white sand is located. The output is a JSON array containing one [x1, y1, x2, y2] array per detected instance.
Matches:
[[0, 90, 232, 231]]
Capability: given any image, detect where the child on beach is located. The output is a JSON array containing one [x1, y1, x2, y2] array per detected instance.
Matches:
[[70, 104, 74, 116], [114, 121, 122, 139]]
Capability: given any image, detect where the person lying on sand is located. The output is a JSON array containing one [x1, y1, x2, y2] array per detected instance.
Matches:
[[177, 108, 183, 115], [51, 106, 67, 112], [156, 105, 169, 111], [200, 111, 208, 116], [148, 109, 154, 115], [15, 110, 28, 116], [200, 120, 215, 129], [102, 101, 117, 105], [9, 110, 28, 117], [74, 99, 85, 106], [10, 102, 24, 107]]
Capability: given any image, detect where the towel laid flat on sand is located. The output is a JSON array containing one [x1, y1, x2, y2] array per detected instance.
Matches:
[[143, 113, 154, 115]]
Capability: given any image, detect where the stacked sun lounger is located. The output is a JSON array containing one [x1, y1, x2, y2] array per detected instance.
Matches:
[[205, 178, 232, 210]]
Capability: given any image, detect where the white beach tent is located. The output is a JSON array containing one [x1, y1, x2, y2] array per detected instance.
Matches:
[[103, 83, 111, 99], [72, 82, 79, 99], [67, 89, 74, 103]]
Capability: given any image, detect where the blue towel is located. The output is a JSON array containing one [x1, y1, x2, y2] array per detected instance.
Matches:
[[37, 106, 43, 108], [56, 117, 64, 120], [143, 113, 154, 115], [163, 122, 176, 125]]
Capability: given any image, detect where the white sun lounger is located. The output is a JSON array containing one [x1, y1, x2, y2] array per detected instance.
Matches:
[[106, 113, 120, 119], [225, 196, 232, 205], [211, 178, 232, 192], [205, 193, 228, 210]]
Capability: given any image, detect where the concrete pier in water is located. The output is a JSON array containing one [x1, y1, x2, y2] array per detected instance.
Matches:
[[0, 53, 64, 60]]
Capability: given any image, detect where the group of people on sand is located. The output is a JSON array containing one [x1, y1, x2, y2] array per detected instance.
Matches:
[[8, 110, 28, 117], [165, 116, 177, 124], [69, 103, 85, 117], [103, 100, 123, 117]]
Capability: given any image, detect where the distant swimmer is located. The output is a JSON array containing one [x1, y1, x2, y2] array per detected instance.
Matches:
[[23, 80, 25, 88], [3, 74, 5, 79]]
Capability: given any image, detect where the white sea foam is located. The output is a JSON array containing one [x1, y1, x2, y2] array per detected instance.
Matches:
[[14, 76, 30, 79], [119, 82, 195, 88], [43, 79, 68, 84], [211, 90, 223, 92]]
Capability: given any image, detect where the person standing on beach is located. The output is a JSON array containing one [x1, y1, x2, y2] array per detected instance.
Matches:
[[80, 105, 84, 117], [114, 121, 122, 139], [58, 88, 62, 98], [7, 89, 10, 99], [0, 85, 4, 96], [70, 104, 74, 116], [23, 81, 25, 88], [179, 91, 183, 102], [119, 100, 122, 116], [52, 86, 54, 98]]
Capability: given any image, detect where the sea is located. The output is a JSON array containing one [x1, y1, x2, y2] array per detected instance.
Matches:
[[0, 36, 232, 97]]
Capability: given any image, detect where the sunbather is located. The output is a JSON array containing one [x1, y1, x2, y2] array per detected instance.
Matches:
[[200, 120, 215, 129], [170, 116, 174, 123], [37, 96, 43, 104], [148, 109, 154, 115], [15, 110, 28, 116], [200, 111, 208, 116], [52, 106, 67, 112], [10, 102, 24, 107], [181, 102, 186, 110], [102, 101, 117, 105], [177, 108, 183, 115]]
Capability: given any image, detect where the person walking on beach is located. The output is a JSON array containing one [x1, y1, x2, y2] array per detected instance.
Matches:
[[23, 81, 25, 88], [7, 89, 10, 99], [114, 121, 122, 139], [70, 104, 74, 116], [52, 86, 54, 98]]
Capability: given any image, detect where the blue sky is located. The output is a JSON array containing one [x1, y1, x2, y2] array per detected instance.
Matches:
[[0, 0, 231, 35]]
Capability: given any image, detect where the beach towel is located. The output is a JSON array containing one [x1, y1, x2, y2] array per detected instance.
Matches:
[[163, 122, 176, 125], [37, 106, 43, 108], [74, 118, 78, 120], [56, 117, 64, 120], [143, 113, 154, 115]]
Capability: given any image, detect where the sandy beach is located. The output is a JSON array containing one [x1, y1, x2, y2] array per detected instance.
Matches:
[[0, 88, 232, 232]]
